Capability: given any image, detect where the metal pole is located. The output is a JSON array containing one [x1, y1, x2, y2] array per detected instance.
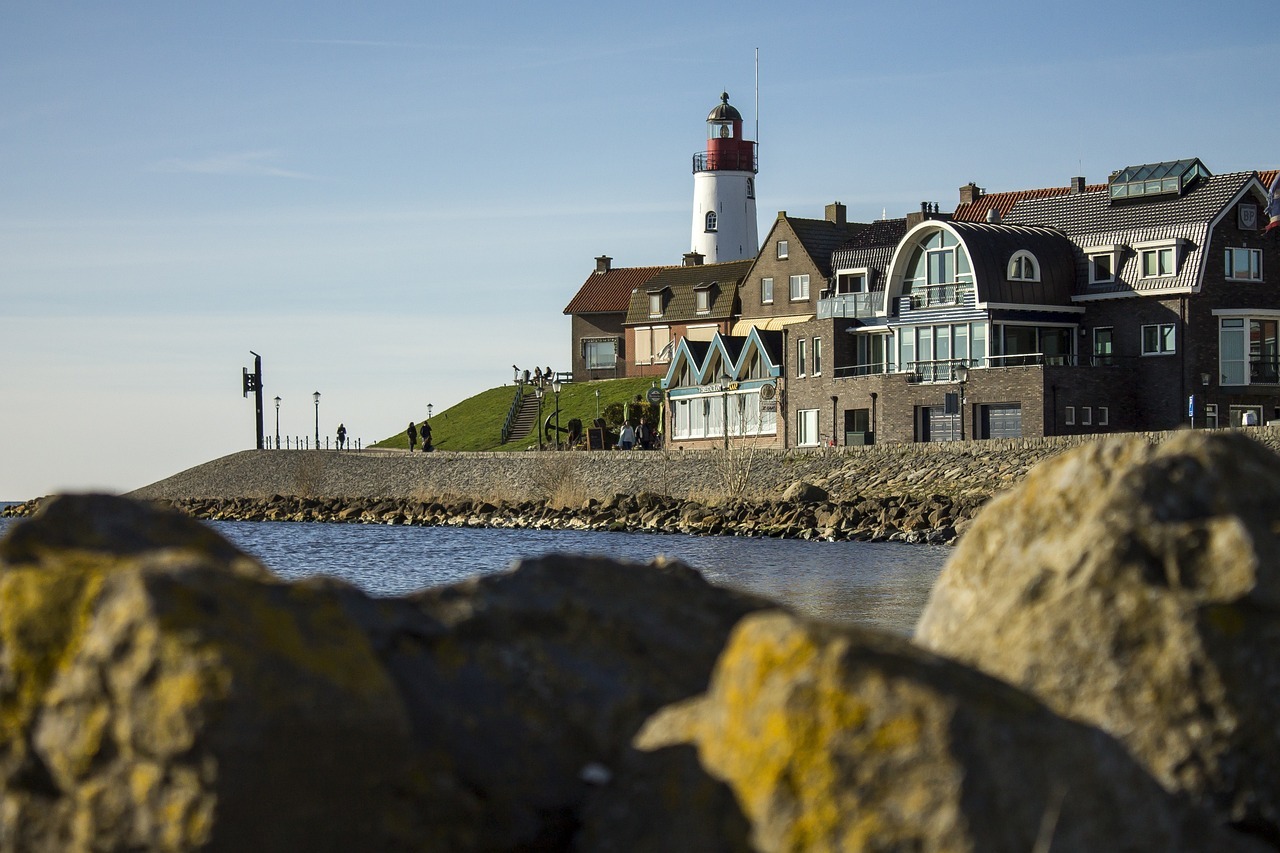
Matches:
[[555, 390, 561, 450], [274, 396, 281, 449], [313, 391, 320, 449]]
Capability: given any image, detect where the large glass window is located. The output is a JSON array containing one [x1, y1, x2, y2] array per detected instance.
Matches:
[[1142, 323, 1176, 355], [1251, 319, 1279, 382], [583, 339, 616, 369], [1226, 247, 1263, 281]]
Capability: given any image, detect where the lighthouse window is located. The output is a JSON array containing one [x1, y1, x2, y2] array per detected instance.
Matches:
[[705, 211, 718, 233], [747, 178, 755, 199]]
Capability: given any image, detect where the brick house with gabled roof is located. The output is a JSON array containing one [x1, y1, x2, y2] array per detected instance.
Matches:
[[622, 256, 753, 377], [735, 202, 868, 333], [563, 255, 668, 380]]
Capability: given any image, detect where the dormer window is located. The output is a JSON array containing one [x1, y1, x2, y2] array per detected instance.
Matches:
[[705, 211, 718, 233], [1008, 250, 1040, 282], [694, 282, 715, 315], [835, 269, 868, 293], [648, 292, 664, 318], [1135, 239, 1184, 279], [1086, 245, 1121, 285], [777, 240, 789, 259]]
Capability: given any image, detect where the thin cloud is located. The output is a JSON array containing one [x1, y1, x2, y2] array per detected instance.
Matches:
[[150, 150, 319, 180]]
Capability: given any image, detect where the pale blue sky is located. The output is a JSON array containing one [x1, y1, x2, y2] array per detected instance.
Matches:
[[2, 1, 1275, 499]]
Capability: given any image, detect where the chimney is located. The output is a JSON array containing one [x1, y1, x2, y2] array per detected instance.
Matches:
[[959, 182, 983, 205], [682, 251, 705, 267], [1069, 176, 1086, 194], [595, 255, 612, 274], [825, 202, 847, 227], [986, 207, 1001, 223]]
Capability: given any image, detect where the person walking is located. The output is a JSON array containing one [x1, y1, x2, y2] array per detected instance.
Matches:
[[420, 419, 433, 452], [406, 421, 418, 452], [336, 423, 347, 450], [619, 421, 636, 451]]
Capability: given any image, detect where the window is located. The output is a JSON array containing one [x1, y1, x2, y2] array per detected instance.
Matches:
[[835, 271, 867, 293], [633, 326, 672, 365], [1007, 250, 1040, 282], [583, 338, 616, 369], [1142, 323, 1176, 355], [747, 178, 755, 199], [761, 277, 774, 304], [796, 338, 807, 376], [648, 292, 663, 318], [705, 211, 717, 233], [789, 274, 810, 301], [1140, 247, 1175, 278], [1081, 407, 1092, 426], [812, 337, 822, 375], [1065, 406, 1076, 425], [695, 288, 711, 314], [1225, 247, 1263, 281], [1093, 327, 1114, 365], [1089, 253, 1113, 284], [797, 409, 819, 447], [777, 240, 789, 259], [1099, 407, 1109, 426], [1224, 316, 1280, 384]]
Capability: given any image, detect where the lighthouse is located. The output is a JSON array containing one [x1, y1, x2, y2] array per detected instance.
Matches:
[[690, 92, 758, 263]]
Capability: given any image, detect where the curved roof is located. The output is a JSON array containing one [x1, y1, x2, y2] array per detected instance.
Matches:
[[948, 221, 1077, 306], [707, 92, 742, 123]]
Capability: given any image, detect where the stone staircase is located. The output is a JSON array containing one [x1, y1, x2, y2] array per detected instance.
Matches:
[[507, 393, 543, 443]]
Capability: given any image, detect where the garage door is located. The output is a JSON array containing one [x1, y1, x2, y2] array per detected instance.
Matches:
[[926, 407, 961, 442], [982, 403, 1022, 439]]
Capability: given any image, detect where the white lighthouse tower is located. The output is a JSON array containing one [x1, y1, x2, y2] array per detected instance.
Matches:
[[690, 92, 758, 263]]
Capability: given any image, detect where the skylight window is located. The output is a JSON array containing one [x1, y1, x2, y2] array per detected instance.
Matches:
[[1108, 159, 1211, 202]]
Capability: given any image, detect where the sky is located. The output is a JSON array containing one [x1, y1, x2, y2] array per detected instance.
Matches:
[[2, 0, 1276, 500]]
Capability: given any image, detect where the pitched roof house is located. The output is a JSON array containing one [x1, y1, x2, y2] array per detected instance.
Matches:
[[563, 256, 667, 380]]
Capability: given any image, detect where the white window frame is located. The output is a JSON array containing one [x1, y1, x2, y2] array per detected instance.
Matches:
[[1134, 239, 1184, 279], [1007, 250, 1041, 282], [1141, 322, 1176, 356], [648, 292, 663, 318], [777, 240, 789, 259], [796, 408, 820, 447], [788, 274, 810, 301], [812, 337, 822, 375], [705, 211, 717, 233], [834, 267, 870, 293], [761, 277, 774, 304], [1225, 247, 1263, 282], [1086, 245, 1120, 284], [695, 288, 711, 315]]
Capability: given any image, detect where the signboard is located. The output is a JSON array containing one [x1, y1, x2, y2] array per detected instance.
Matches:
[[646, 387, 663, 404], [1188, 394, 1196, 418], [1240, 204, 1258, 231], [587, 428, 607, 451]]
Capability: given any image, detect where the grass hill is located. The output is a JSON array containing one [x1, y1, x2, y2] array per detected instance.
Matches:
[[372, 376, 664, 452]]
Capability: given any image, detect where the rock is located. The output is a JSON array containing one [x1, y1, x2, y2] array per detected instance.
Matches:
[[0, 494, 477, 851], [916, 432, 1280, 842], [781, 480, 828, 503], [387, 554, 777, 849], [621, 610, 1258, 852]]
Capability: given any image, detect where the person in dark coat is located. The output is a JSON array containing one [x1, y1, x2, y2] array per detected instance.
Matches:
[[406, 421, 418, 452], [336, 423, 347, 450], [420, 420, 433, 452]]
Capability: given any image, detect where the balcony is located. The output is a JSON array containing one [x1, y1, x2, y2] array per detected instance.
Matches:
[[692, 148, 758, 173], [897, 283, 973, 313], [834, 361, 894, 379], [817, 291, 878, 320]]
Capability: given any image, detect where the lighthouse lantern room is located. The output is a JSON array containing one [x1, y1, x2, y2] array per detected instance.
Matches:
[[690, 92, 759, 263]]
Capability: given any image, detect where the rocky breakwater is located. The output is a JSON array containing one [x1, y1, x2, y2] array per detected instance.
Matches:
[[6, 487, 989, 545], [2, 431, 1279, 850]]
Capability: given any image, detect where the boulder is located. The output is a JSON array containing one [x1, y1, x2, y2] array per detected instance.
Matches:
[[916, 432, 1280, 843], [614, 609, 1259, 852], [781, 481, 828, 503], [0, 494, 478, 851]]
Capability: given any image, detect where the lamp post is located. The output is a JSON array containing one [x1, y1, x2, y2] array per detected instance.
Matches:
[[313, 391, 321, 449], [552, 379, 562, 450], [535, 385, 544, 451], [427, 402, 433, 421], [719, 374, 730, 450], [594, 388, 600, 420], [954, 364, 969, 441], [274, 396, 281, 449]]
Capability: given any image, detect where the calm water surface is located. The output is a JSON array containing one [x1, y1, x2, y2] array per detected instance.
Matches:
[[0, 513, 949, 635]]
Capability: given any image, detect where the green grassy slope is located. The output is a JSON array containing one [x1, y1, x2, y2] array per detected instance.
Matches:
[[372, 376, 664, 452]]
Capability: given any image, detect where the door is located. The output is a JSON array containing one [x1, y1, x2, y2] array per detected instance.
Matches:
[[981, 403, 1022, 439]]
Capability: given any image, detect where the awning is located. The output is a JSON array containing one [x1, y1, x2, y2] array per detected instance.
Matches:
[[730, 314, 815, 335]]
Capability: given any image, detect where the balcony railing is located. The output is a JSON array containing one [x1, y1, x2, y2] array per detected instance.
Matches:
[[692, 148, 759, 173], [834, 361, 895, 378], [817, 291, 878, 319], [903, 359, 974, 383], [898, 283, 973, 311]]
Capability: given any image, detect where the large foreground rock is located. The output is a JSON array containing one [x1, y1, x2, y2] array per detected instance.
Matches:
[[605, 610, 1255, 852], [916, 432, 1280, 843]]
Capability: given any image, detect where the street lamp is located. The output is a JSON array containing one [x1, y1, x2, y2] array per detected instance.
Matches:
[[427, 402, 433, 420], [552, 379, 562, 450], [313, 391, 321, 449], [954, 364, 970, 441], [719, 373, 731, 450], [594, 388, 600, 420], [535, 385, 545, 451], [274, 396, 281, 449]]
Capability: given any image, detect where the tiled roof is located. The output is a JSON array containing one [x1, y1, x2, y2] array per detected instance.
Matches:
[[952, 185, 1106, 223], [831, 218, 908, 293], [563, 265, 668, 315], [623, 259, 753, 326], [786, 216, 868, 277], [1004, 171, 1261, 296]]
